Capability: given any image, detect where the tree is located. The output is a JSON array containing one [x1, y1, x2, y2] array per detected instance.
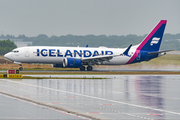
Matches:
[[0, 39, 17, 55]]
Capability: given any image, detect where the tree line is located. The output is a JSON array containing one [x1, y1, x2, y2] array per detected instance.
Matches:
[[0, 33, 180, 54], [0, 40, 17, 55]]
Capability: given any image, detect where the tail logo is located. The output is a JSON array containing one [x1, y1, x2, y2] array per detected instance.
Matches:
[[150, 37, 160, 46]]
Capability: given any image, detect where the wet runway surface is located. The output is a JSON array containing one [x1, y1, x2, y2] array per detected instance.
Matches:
[[0, 94, 85, 120], [0, 75, 180, 119]]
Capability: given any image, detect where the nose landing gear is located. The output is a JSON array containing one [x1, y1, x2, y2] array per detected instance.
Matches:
[[19, 64, 23, 71], [19, 67, 23, 71], [13, 62, 23, 71]]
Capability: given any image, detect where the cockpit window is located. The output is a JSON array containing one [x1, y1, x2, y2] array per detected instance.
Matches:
[[12, 50, 19, 53]]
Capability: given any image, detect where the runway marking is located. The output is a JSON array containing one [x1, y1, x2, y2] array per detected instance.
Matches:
[[2, 79, 180, 117], [38, 90, 47, 92], [101, 104, 113, 105], [0, 90, 8, 91], [22, 95, 31, 97], [50, 103, 61, 104], [148, 113, 162, 116], [84, 103, 151, 119], [0, 85, 168, 120], [67, 96, 75, 98], [88, 112, 101, 114]]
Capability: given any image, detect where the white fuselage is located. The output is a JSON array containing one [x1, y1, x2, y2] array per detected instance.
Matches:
[[5, 46, 137, 65]]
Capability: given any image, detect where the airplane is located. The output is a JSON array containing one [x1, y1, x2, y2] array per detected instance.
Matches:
[[4, 20, 171, 71]]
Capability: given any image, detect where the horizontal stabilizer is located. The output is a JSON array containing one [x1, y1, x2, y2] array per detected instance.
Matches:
[[148, 50, 172, 55]]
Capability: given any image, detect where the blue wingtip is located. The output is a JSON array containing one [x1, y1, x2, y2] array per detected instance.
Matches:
[[86, 45, 88, 47]]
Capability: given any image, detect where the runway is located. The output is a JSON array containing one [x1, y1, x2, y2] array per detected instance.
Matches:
[[0, 93, 87, 120], [0, 75, 180, 119], [1, 69, 180, 73]]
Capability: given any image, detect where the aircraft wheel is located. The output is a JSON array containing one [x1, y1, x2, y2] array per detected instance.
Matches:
[[80, 66, 85, 71], [87, 65, 93, 71], [19, 67, 23, 71]]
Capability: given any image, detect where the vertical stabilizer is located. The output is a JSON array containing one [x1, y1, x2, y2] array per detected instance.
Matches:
[[138, 20, 167, 51], [126, 20, 167, 64]]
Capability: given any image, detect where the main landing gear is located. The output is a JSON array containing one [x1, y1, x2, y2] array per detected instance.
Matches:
[[80, 65, 93, 71], [80, 66, 85, 71], [87, 65, 93, 71]]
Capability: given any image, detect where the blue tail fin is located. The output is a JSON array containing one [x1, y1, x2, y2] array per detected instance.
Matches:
[[138, 20, 167, 51], [126, 20, 167, 64]]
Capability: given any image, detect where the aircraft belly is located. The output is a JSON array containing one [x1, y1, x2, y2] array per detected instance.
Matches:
[[104, 56, 130, 65], [23, 57, 63, 64], [40, 57, 63, 64]]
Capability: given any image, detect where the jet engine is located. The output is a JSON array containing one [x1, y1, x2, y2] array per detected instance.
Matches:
[[63, 58, 82, 68]]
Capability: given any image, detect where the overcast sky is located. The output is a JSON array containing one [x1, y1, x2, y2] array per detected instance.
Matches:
[[0, 0, 179, 37]]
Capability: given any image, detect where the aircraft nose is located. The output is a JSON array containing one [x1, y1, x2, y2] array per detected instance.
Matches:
[[4, 53, 11, 60]]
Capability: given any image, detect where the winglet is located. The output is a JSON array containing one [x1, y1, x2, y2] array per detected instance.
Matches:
[[86, 45, 88, 47], [123, 44, 132, 57]]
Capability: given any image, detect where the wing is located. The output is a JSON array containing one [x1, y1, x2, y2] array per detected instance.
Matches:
[[81, 44, 132, 65]]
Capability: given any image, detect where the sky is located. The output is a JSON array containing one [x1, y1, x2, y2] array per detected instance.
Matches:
[[0, 0, 179, 37]]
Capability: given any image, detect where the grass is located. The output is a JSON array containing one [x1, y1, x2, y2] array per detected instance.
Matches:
[[140, 54, 180, 65]]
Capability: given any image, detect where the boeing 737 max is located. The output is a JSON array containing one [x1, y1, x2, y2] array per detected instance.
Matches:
[[4, 20, 170, 71]]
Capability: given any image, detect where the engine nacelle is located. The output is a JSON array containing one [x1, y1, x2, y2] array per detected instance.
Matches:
[[63, 58, 82, 68]]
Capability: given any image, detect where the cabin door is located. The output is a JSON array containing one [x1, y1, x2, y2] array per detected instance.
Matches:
[[25, 48, 29, 57]]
